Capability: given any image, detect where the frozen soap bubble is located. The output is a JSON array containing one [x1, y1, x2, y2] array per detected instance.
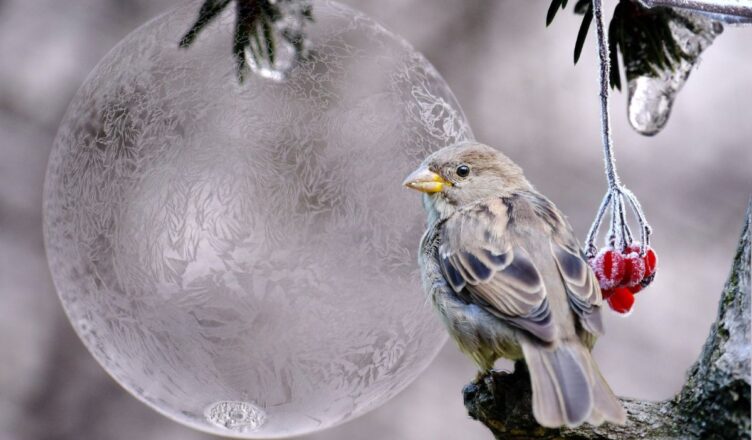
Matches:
[[43, 1, 472, 438]]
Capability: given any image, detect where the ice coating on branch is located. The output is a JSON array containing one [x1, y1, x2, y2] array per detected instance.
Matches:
[[43, 1, 472, 437], [627, 10, 723, 135], [697, 13, 751, 24], [638, 0, 752, 24]]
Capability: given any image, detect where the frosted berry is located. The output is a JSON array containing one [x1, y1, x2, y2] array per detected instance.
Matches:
[[626, 243, 657, 288], [621, 248, 646, 288], [590, 248, 626, 290], [643, 247, 657, 276], [592, 243, 657, 312], [607, 287, 635, 314]]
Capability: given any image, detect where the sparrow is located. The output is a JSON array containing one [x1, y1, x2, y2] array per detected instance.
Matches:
[[403, 142, 626, 428]]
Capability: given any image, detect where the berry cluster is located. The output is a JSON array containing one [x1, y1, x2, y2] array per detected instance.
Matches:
[[588, 244, 657, 314]]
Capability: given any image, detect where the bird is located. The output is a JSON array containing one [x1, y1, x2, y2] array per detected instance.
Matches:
[[402, 141, 626, 428]]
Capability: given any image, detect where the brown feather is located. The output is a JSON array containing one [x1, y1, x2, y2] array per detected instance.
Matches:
[[438, 198, 556, 343]]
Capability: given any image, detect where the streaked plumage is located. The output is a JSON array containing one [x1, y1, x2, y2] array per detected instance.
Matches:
[[405, 142, 626, 428]]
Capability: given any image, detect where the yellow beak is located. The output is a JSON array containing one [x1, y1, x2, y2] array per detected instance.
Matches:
[[402, 167, 449, 194]]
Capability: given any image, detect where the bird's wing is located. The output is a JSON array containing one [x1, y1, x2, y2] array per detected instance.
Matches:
[[438, 197, 555, 343], [550, 232, 604, 336], [528, 192, 604, 336]]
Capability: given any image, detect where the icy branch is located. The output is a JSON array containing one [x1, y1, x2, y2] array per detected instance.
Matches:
[[639, 0, 752, 19], [592, 0, 619, 190], [464, 200, 752, 439]]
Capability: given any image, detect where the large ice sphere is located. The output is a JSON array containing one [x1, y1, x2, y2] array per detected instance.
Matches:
[[43, 1, 471, 438]]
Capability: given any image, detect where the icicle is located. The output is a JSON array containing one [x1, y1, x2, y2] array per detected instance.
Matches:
[[627, 10, 723, 135]]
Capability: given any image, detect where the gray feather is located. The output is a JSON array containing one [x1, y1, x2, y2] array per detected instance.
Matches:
[[589, 363, 628, 425], [522, 339, 625, 428], [551, 241, 604, 336]]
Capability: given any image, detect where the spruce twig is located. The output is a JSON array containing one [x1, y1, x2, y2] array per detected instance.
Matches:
[[179, 0, 312, 81]]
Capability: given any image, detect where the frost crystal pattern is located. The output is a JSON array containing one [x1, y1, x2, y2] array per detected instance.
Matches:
[[43, 1, 472, 437]]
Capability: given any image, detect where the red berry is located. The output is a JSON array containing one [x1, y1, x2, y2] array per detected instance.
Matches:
[[643, 247, 657, 276], [590, 248, 626, 290], [601, 288, 616, 300], [625, 243, 641, 253], [607, 287, 635, 314], [621, 249, 645, 288], [628, 284, 642, 294], [626, 243, 657, 277]]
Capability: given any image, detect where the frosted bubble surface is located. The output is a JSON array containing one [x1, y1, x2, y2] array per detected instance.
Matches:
[[627, 10, 722, 136], [43, 1, 471, 437]]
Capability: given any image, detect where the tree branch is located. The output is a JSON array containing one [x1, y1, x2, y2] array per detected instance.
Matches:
[[639, 0, 752, 19], [464, 199, 751, 439]]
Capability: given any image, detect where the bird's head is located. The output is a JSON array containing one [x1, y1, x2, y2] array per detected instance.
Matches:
[[403, 142, 530, 220]]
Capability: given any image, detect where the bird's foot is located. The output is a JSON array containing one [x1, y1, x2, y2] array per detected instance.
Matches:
[[470, 367, 515, 395], [463, 371, 493, 405]]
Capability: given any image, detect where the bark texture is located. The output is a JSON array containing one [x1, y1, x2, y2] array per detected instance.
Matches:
[[463, 201, 751, 440]]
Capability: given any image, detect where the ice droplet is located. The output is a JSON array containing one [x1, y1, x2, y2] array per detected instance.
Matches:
[[205, 401, 267, 433], [627, 11, 723, 136]]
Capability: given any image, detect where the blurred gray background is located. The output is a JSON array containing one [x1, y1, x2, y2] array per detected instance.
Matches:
[[0, 1, 749, 439]]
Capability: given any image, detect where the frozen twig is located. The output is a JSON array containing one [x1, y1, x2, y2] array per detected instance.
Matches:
[[585, 0, 652, 256], [592, 0, 619, 191], [180, 0, 312, 81]]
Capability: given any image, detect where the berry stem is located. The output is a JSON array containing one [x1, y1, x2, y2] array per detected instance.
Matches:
[[584, 0, 652, 256], [592, 0, 620, 191], [623, 187, 652, 250], [585, 191, 612, 257]]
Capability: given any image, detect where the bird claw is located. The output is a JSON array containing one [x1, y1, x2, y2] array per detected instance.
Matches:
[[472, 368, 512, 393]]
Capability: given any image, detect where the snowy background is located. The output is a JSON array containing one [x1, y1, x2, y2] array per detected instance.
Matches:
[[0, 1, 749, 439]]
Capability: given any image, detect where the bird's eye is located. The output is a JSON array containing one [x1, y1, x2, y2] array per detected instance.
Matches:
[[456, 164, 470, 178]]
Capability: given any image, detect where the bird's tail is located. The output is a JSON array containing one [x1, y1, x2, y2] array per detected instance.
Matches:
[[521, 339, 626, 428]]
